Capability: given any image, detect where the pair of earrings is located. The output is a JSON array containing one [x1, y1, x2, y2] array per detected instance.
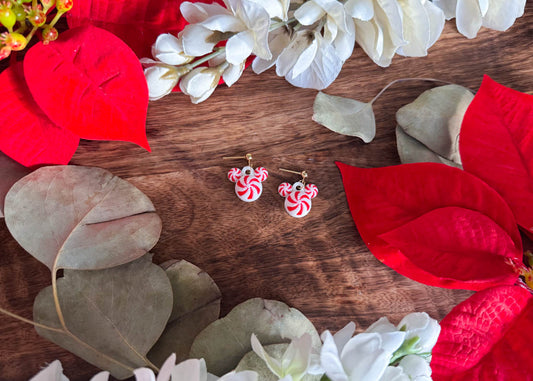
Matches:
[[224, 153, 318, 218]]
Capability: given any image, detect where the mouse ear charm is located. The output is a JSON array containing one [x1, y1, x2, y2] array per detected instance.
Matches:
[[223, 153, 268, 202], [278, 169, 318, 218]]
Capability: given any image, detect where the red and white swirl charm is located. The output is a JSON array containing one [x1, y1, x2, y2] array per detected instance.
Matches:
[[279, 181, 318, 218], [228, 166, 267, 202]]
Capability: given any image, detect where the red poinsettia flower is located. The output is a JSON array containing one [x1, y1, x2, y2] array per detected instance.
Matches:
[[338, 76, 533, 379]]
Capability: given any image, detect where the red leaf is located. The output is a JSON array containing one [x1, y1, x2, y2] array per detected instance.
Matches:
[[432, 285, 533, 380], [337, 162, 522, 290], [67, 0, 224, 58], [461, 75, 533, 238], [24, 26, 150, 150], [0, 63, 79, 167]]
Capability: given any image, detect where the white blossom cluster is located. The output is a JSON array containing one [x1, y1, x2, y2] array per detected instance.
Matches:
[[31, 312, 440, 381], [142, 0, 525, 103]]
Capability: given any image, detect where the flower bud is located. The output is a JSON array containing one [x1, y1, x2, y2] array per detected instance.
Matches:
[[56, 0, 72, 12], [42, 26, 58, 44], [397, 312, 440, 353], [0, 3, 16, 31], [28, 7, 46, 27], [0, 45, 11, 60], [152, 33, 193, 66], [179, 66, 221, 104], [144, 64, 182, 101], [40, 0, 56, 12], [2, 32, 27, 51]]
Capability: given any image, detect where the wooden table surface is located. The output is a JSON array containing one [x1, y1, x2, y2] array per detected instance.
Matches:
[[1, 5, 532, 380]]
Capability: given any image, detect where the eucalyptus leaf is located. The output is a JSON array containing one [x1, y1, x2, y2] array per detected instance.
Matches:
[[4, 165, 162, 271], [0, 153, 31, 218], [396, 126, 462, 168], [148, 260, 221, 366], [396, 84, 473, 165], [33, 255, 173, 380], [189, 298, 321, 376], [312, 91, 376, 143], [236, 344, 322, 381]]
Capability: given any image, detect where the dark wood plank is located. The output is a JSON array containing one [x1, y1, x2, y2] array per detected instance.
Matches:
[[1, 6, 532, 379]]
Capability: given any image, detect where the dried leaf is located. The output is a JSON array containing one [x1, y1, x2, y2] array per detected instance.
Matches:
[[33, 256, 173, 379], [396, 84, 473, 165], [432, 285, 533, 380], [460, 76, 533, 238], [148, 260, 221, 366], [24, 26, 150, 150], [0, 152, 31, 218], [4, 166, 162, 271], [337, 162, 522, 290], [395, 126, 462, 168], [235, 344, 321, 381], [189, 298, 321, 376], [312, 91, 376, 143], [0, 63, 80, 167]]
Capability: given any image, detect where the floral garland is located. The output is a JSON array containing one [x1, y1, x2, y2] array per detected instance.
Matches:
[[141, 0, 527, 103]]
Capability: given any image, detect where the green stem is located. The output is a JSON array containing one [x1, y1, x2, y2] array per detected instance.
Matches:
[[25, 26, 38, 42], [48, 10, 64, 28], [186, 47, 226, 70], [0, 306, 64, 333], [370, 78, 460, 105]]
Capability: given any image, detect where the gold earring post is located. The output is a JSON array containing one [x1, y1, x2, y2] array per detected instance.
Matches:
[[279, 168, 308, 184], [223, 153, 253, 167]]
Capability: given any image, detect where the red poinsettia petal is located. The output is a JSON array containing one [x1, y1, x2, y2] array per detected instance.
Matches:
[[337, 162, 522, 290], [67, 0, 224, 58], [432, 285, 533, 380], [0, 64, 79, 167], [24, 26, 150, 150], [461, 75, 533, 238]]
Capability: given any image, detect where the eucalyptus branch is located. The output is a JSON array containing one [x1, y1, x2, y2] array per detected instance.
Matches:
[[370, 78, 461, 105]]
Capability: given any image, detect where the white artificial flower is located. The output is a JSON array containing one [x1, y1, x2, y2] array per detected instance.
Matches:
[[180, 0, 272, 66], [29, 360, 109, 381], [432, 0, 526, 38], [320, 321, 406, 381], [344, 0, 374, 21], [209, 53, 246, 87], [252, 27, 291, 74], [294, 0, 355, 61], [151, 34, 194, 65], [396, 0, 445, 57], [379, 355, 432, 381], [251, 333, 315, 381], [133, 353, 178, 381], [276, 30, 344, 90], [179, 66, 225, 104], [248, 0, 290, 20], [144, 64, 183, 101], [352, 0, 406, 67], [397, 312, 440, 354]]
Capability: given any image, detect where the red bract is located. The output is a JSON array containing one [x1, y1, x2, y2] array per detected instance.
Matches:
[[0, 63, 79, 167], [24, 26, 150, 150], [336, 162, 522, 290], [461, 76, 533, 239], [432, 285, 533, 380], [67, 0, 224, 58]]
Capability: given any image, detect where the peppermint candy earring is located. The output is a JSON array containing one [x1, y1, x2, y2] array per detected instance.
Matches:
[[278, 168, 318, 218], [224, 153, 268, 202]]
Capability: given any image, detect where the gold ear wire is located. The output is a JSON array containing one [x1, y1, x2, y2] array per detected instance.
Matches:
[[223, 153, 253, 167], [279, 168, 308, 185]]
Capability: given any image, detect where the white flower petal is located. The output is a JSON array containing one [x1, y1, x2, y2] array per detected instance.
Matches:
[[30, 360, 70, 381], [133, 368, 156, 381], [90, 372, 110, 381], [345, 0, 374, 20], [397, 0, 431, 57], [202, 14, 245, 32], [181, 24, 217, 56], [295, 1, 326, 25], [180, 1, 231, 23], [340, 334, 391, 381], [456, 0, 482, 38], [366, 317, 396, 333], [379, 331, 406, 353], [251, 333, 284, 377], [276, 31, 313, 77], [180, 67, 220, 98], [252, 28, 291, 74], [226, 31, 254, 65], [432, 0, 458, 19], [156, 353, 176, 381], [237, 0, 272, 59], [171, 359, 206, 381], [320, 331, 349, 381], [482, 0, 526, 31], [219, 370, 258, 381], [332, 14, 355, 61], [152, 34, 193, 65], [331, 321, 356, 352], [282, 334, 313, 378], [378, 366, 409, 381], [144, 66, 179, 101], [247, 0, 289, 20], [398, 355, 432, 378], [398, 312, 440, 353], [223, 62, 245, 87], [291, 38, 319, 78], [478, 0, 489, 16], [424, 0, 446, 48]]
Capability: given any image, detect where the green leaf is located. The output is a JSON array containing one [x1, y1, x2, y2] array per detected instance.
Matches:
[[395, 84, 473, 166], [395, 126, 462, 168], [33, 255, 173, 380], [236, 344, 322, 381], [0, 152, 31, 218], [4, 165, 162, 271], [189, 298, 321, 376], [147, 260, 221, 366], [313, 91, 376, 143]]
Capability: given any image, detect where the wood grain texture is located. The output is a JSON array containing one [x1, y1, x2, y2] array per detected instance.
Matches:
[[1, 6, 532, 380]]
